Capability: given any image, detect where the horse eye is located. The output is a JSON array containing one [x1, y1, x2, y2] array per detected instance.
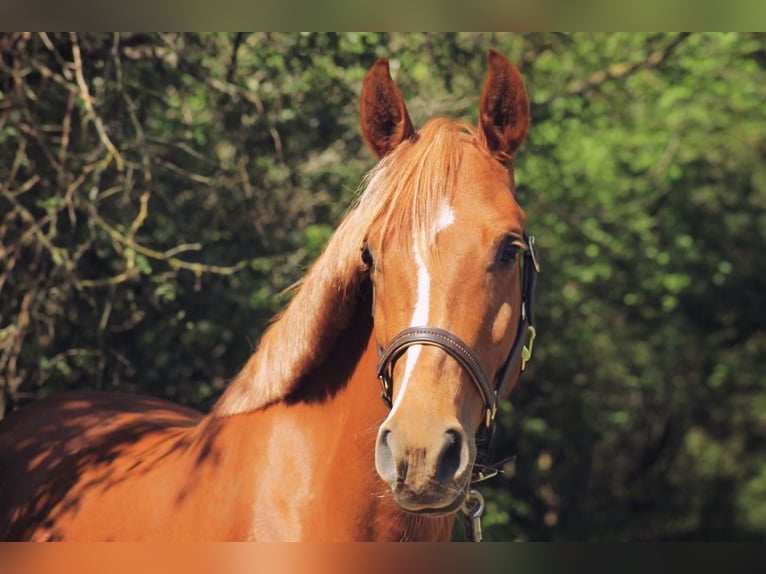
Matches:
[[361, 243, 374, 268], [495, 238, 521, 268]]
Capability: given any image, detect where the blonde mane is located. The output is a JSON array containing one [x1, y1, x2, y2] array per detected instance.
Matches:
[[213, 119, 482, 416]]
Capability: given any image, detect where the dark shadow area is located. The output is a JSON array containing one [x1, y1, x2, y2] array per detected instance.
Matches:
[[286, 280, 374, 406], [0, 392, 205, 540]]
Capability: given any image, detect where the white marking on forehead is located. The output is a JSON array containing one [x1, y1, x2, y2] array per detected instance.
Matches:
[[433, 202, 455, 237], [387, 199, 455, 417]]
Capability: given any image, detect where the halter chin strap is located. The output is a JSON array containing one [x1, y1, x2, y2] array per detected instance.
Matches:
[[376, 234, 540, 429]]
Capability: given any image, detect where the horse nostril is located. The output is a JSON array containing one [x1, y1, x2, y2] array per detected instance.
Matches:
[[375, 428, 396, 483], [436, 429, 464, 484]]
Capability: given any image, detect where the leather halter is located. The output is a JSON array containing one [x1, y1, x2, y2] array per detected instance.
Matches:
[[376, 234, 539, 429]]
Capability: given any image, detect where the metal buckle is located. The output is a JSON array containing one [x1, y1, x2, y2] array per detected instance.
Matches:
[[461, 489, 485, 542], [484, 390, 498, 428], [379, 375, 393, 408], [484, 404, 496, 428], [520, 326, 536, 371], [471, 467, 499, 483], [527, 235, 540, 272]]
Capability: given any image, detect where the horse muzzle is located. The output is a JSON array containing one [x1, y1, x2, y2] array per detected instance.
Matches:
[[375, 424, 474, 514]]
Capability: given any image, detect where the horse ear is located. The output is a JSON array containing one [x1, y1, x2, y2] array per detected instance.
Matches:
[[479, 50, 530, 163], [360, 58, 415, 158]]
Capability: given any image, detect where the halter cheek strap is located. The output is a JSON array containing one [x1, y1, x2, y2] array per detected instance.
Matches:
[[375, 234, 540, 429]]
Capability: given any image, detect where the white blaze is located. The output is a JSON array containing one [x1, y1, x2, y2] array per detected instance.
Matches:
[[388, 202, 455, 415]]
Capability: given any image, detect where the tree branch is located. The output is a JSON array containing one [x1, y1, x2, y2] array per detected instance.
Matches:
[[79, 198, 250, 286], [563, 33, 692, 99], [69, 32, 125, 172]]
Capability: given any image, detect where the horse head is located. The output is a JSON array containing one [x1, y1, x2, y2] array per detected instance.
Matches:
[[360, 50, 535, 514]]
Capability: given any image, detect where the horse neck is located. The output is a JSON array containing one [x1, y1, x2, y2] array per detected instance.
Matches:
[[192, 310, 455, 541]]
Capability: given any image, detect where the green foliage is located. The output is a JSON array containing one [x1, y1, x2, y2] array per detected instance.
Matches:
[[491, 31, 766, 541], [1, 32, 764, 540]]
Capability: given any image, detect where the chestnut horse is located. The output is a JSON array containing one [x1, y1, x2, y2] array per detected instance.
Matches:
[[0, 50, 537, 541]]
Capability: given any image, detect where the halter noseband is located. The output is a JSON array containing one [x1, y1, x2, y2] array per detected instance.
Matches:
[[376, 234, 539, 429]]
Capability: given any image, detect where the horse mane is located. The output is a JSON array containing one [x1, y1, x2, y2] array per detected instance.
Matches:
[[213, 119, 482, 417]]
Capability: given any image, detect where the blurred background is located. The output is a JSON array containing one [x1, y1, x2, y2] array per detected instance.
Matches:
[[1, 32, 764, 540]]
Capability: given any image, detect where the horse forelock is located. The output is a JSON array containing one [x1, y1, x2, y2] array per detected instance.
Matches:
[[213, 118, 482, 417], [361, 119, 483, 260]]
